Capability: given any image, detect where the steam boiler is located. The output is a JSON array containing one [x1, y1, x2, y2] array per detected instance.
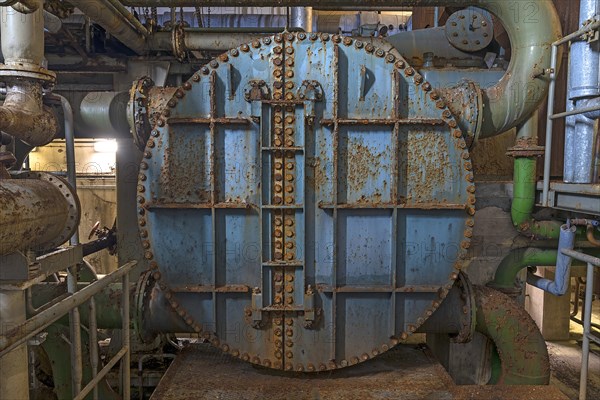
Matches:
[[2, 0, 600, 399]]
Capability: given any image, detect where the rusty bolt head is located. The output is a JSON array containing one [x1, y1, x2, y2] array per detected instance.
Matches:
[[321, 33, 330, 41], [147, 140, 155, 148], [285, 47, 294, 55], [365, 44, 375, 53], [453, 130, 463, 138], [274, 46, 282, 54], [140, 230, 148, 238], [286, 296, 294, 304], [332, 34, 341, 43], [263, 37, 272, 45], [423, 82, 432, 91], [466, 174, 474, 183], [162, 109, 171, 117], [466, 206, 476, 216], [274, 33, 283, 43], [464, 229, 473, 238], [167, 99, 177, 108], [183, 82, 192, 91], [252, 40, 261, 49], [430, 92, 440, 100], [466, 219, 475, 227], [274, 57, 283, 66], [192, 74, 200, 82], [464, 162, 473, 171], [385, 54, 395, 63], [138, 197, 145, 206], [144, 251, 153, 260], [448, 120, 458, 128], [343, 36, 352, 46], [298, 32, 306, 40], [230, 48, 239, 57], [354, 40, 364, 49], [263, 359, 272, 368], [175, 90, 185, 99], [285, 363, 294, 371], [442, 110, 452, 119], [151, 129, 160, 137], [286, 70, 294, 78], [140, 162, 148, 170], [405, 67, 415, 76], [241, 43, 250, 52], [467, 185, 476, 194], [157, 119, 165, 127], [286, 351, 294, 359], [395, 60, 406, 69], [201, 66, 210, 75], [209, 60, 219, 69], [414, 74, 423, 84], [461, 240, 471, 249], [137, 185, 145, 193], [436, 100, 446, 109], [143, 151, 152, 159]]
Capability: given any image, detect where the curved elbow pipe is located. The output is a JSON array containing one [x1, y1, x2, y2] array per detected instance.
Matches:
[[474, 285, 550, 385], [526, 224, 577, 295]]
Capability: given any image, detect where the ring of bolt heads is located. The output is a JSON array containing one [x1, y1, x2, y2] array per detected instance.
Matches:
[[137, 31, 476, 372]]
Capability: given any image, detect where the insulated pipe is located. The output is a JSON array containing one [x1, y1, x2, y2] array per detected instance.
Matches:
[[474, 285, 550, 385], [139, 0, 561, 140], [0, 0, 44, 68], [526, 224, 577, 295], [148, 31, 267, 52], [290, 6, 313, 31], [80, 92, 130, 136], [68, 0, 148, 54], [564, 0, 600, 183], [0, 179, 71, 256]]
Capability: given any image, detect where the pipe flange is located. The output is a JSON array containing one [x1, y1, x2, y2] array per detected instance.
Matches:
[[128, 76, 154, 150], [172, 23, 187, 62], [452, 271, 476, 344], [446, 9, 494, 53], [0, 64, 56, 87], [16, 171, 81, 250], [506, 138, 545, 158], [134, 269, 157, 343]]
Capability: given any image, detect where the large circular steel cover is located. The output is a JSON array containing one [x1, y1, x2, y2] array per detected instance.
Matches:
[[138, 32, 475, 372]]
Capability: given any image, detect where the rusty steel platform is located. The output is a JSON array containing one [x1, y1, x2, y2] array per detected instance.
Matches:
[[150, 344, 569, 400]]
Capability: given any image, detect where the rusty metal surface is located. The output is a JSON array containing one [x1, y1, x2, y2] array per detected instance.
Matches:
[[151, 343, 568, 400], [138, 32, 474, 372], [0, 173, 79, 255]]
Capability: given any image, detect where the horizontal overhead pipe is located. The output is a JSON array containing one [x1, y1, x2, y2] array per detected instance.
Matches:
[[137, 0, 560, 139], [149, 31, 267, 52], [69, 0, 148, 54]]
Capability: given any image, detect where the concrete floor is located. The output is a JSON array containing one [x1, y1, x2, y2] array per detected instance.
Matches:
[[548, 301, 600, 400]]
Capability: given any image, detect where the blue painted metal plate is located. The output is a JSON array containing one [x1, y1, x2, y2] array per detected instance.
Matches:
[[138, 32, 475, 372]]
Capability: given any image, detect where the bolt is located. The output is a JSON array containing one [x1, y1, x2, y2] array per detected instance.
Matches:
[[263, 37, 272, 45], [209, 60, 219, 69]]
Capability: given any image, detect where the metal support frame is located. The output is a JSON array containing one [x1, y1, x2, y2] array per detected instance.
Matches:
[[543, 19, 600, 206], [561, 249, 600, 400], [0, 260, 136, 399]]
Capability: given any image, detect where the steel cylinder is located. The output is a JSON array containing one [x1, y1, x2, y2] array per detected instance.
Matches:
[[0, 0, 44, 68], [80, 91, 130, 136], [569, 0, 600, 100], [0, 179, 72, 255]]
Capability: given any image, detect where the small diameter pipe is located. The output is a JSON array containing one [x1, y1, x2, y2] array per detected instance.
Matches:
[[587, 225, 600, 247], [54, 95, 80, 246], [526, 224, 577, 295]]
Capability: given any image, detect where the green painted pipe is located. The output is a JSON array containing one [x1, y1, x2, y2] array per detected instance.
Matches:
[[512, 157, 564, 239], [489, 247, 558, 292], [474, 286, 550, 385], [489, 247, 600, 292]]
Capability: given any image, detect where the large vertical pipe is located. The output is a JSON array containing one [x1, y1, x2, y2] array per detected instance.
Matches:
[[290, 6, 313, 32], [0, 291, 29, 400], [0, 0, 59, 146], [564, 0, 600, 183], [0, 0, 44, 68]]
